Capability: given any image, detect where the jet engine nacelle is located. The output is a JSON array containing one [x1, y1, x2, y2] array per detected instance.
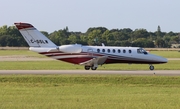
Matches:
[[59, 44, 82, 53]]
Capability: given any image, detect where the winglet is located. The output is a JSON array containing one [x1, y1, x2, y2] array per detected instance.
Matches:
[[102, 43, 105, 46]]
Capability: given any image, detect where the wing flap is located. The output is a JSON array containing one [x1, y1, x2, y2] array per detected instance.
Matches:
[[80, 56, 107, 66]]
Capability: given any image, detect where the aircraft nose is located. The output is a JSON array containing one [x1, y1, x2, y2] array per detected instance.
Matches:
[[150, 54, 168, 64], [160, 57, 168, 63]]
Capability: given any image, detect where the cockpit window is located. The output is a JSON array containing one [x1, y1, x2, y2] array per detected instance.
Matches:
[[137, 48, 148, 55], [144, 51, 148, 54]]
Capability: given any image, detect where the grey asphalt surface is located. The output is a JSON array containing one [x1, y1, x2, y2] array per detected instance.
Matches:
[[0, 70, 180, 76]]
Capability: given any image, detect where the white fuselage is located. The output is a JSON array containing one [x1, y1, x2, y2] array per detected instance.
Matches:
[[14, 22, 168, 70], [29, 44, 167, 65]]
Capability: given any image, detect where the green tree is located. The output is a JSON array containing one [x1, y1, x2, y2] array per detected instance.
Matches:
[[131, 29, 149, 40], [155, 38, 166, 48], [132, 38, 154, 47], [120, 40, 131, 46], [80, 35, 88, 45], [68, 34, 80, 44], [87, 29, 102, 45], [41, 31, 49, 37]]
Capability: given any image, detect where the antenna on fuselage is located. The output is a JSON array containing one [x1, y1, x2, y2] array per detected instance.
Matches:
[[102, 43, 105, 46]]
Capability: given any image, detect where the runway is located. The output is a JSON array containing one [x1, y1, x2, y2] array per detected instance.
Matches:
[[0, 70, 180, 76]]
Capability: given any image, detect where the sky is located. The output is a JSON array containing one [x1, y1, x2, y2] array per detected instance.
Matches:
[[1, 0, 180, 33]]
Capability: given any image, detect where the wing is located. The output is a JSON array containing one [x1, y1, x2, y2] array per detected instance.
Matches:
[[80, 56, 108, 66]]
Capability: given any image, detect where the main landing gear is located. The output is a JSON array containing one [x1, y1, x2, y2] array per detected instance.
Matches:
[[84, 65, 97, 70], [85, 65, 155, 71], [149, 65, 154, 70]]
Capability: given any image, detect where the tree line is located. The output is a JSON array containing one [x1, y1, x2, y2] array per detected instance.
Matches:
[[0, 25, 180, 48]]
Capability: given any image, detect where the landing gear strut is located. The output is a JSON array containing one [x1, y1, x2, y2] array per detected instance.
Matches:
[[149, 65, 154, 70], [91, 64, 98, 70]]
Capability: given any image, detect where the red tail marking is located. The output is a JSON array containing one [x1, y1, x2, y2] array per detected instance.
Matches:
[[14, 23, 34, 30]]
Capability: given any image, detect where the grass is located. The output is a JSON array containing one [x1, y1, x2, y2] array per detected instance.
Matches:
[[0, 50, 180, 58], [0, 60, 179, 70], [0, 50, 180, 109], [150, 51, 180, 58], [0, 50, 179, 70], [0, 75, 180, 109], [0, 50, 45, 58]]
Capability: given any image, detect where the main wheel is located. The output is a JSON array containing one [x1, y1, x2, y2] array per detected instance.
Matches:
[[149, 65, 154, 70], [91, 66, 97, 70], [84, 66, 90, 70]]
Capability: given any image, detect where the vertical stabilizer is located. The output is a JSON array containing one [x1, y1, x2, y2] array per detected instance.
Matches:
[[14, 23, 57, 47]]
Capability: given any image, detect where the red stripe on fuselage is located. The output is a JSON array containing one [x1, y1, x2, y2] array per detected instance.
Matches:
[[59, 57, 93, 64], [57, 57, 165, 64], [38, 51, 165, 64], [39, 52, 103, 57]]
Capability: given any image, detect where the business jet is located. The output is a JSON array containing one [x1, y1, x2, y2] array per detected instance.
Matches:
[[14, 22, 167, 70]]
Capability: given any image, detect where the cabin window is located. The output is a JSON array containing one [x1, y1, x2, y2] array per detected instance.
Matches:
[[97, 49, 100, 53], [113, 49, 116, 53], [102, 49, 105, 52], [107, 49, 110, 53], [118, 49, 121, 53], [123, 49, 126, 53], [129, 50, 132, 53]]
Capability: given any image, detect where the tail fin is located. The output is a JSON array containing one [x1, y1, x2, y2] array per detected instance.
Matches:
[[14, 22, 57, 47]]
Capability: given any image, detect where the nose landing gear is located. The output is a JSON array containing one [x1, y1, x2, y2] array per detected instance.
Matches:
[[149, 65, 154, 70]]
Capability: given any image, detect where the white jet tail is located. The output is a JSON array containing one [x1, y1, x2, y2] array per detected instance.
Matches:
[[14, 23, 57, 47]]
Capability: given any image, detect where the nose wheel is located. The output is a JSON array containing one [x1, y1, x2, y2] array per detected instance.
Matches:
[[149, 65, 154, 70]]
